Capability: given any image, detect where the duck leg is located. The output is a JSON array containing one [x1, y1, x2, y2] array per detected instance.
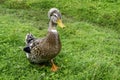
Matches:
[[51, 59, 58, 72]]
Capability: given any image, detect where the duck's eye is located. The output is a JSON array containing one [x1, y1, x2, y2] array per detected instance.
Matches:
[[53, 13, 58, 18], [51, 16, 57, 23]]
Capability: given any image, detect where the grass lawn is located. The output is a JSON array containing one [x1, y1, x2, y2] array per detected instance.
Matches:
[[0, 0, 120, 80]]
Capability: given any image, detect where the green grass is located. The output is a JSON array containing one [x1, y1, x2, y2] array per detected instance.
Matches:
[[0, 0, 120, 80]]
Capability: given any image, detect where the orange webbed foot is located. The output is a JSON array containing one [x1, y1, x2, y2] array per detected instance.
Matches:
[[51, 59, 59, 72]]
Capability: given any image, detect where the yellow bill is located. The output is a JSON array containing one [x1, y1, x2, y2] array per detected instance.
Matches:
[[57, 19, 65, 28]]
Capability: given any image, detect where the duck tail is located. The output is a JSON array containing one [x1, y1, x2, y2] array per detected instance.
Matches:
[[23, 33, 35, 53], [25, 33, 35, 44], [23, 46, 31, 53]]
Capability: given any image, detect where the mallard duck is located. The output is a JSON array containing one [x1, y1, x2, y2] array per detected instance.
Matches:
[[23, 8, 65, 71]]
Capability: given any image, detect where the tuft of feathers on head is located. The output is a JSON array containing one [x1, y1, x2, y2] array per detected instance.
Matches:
[[48, 8, 61, 19]]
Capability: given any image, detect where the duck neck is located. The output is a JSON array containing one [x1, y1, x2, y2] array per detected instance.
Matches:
[[47, 20, 60, 45], [48, 20, 57, 33]]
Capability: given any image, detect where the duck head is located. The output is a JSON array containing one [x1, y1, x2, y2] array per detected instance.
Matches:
[[48, 8, 65, 28]]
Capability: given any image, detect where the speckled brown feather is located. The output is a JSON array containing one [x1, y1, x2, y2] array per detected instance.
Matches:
[[28, 31, 61, 63]]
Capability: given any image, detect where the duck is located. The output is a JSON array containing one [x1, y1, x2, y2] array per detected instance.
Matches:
[[23, 8, 65, 71]]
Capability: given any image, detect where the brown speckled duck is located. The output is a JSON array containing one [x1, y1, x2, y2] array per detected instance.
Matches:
[[23, 8, 65, 71]]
